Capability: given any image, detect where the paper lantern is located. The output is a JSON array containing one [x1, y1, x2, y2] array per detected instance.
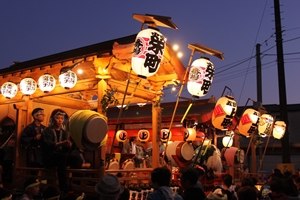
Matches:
[[184, 128, 196, 141], [1, 81, 18, 99], [258, 114, 274, 137], [160, 128, 172, 143], [38, 73, 56, 93], [238, 108, 260, 137], [272, 121, 286, 139], [59, 70, 77, 89], [138, 129, 150, 143], [116, 130, 127, 142], [187, 57, 214, 98], [222, 136, 233, 147], [212, 95, 237, 130], [20, 77, 37, 95], [132, 28, 166, 78]]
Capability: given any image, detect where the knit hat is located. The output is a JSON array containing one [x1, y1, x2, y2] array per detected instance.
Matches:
[[32, 108, 44, 117], [95, 174, 124, 198]]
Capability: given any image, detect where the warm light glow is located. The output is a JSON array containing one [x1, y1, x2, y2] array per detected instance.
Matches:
[[222, 136, 233, 147], [1, 81, 18, 99], [138, 129, 150, 143], [173, 44, 179, 51], [258, 114, 274, 137], [59, 70, 77, 89], [38, 74, 56, 93], [20, 77, 37, 95], [117, 105, 126, 109], [171, 86, 176, 91], [132, 28, 166, 78], [273, 121, 286, 139], [184, 128, 196, 141], [238, 108, 260, 137], [77, 69, 83, 74], [203, 139, 211, 146], [137, 102, 147, 107], [187, 57, 214, 98], [160, 129, 172, 143], [116, 130, 127, 142], [177, 52, 183, 58]]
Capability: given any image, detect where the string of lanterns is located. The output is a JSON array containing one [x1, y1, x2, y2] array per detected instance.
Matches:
[[0, 70, 77, 99]]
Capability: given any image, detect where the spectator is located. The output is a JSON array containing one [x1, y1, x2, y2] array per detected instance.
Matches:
[[282, 176, 299, 199], [237, 186, 257, 200], [180, 167, 206, 200], [194, 165, 205, 192], [21, 108, 46, 169], [95, 174, 124, 200], [19, 177, 40, 200], [118, 188, 130, 200], [221, 174, 236, 200], [147, 167, 183, 200], [206, 188, 227, 200], [269, 177, 289, 200], [42, 185, 61, 200], [41, 109, 81, 192]]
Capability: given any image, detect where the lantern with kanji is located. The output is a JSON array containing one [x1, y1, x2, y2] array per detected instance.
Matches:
[[272, 121, 286, 139], [222, 135, 233, 147], [258, 114, 274, 137], [238, 108, 260, 137], [59, 70, 77, 89], [1, 81, 18, 99], [20, 77, 37, 95], [212, 95, 237, 130], [187, 57, 214, 98], [116, 130, 127, 143], [138, 129, 150, 143], [184, 128, 196, 142], [160, 128, 172, 143], [38, 73, 56, 93], [132, 28, 166, 78]]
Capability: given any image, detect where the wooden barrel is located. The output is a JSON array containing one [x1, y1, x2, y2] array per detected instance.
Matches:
[[166, 141, 194, 167], [222, 147, 244, 166], [69, 110, 107, 150]]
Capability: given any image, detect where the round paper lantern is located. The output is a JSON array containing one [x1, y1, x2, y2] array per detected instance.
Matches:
[[160, 128, 172, 143], [59, 70, 77, 89], [212, 95, 237, 130], [238, 108, 260, 137], [187, 57, 214, 98], [222, 135, 233, 147], [116, 130, 127, 142], [258, 114, 274, 137], [273, 121, 286, 139], [20, 77, 37, 95], [132, 28, 166, 78], [184, 128, 196, 141], [138, 129, 150, 143], [38, 73, 56, 93], [1, 81, 18, 99]]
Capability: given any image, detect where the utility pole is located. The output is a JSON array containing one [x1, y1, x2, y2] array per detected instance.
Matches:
[[273, 0, 290, 163]]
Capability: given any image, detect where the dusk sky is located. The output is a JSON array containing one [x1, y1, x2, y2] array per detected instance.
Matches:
[[1, 1, 300, 106]]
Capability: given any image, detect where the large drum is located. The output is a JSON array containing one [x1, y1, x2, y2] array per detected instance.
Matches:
[[106, 159, 119, 175], [221, 147, 244, 166], [121, 159, 135, 170], [166, 141, 194, 167], [69, 110, 108, 150]]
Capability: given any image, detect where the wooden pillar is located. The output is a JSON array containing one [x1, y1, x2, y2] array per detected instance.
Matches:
[[251, 133, 257, 173], [152, 100, 162, 168]]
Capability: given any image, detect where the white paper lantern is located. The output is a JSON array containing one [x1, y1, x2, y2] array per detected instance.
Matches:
[[138, 129, 150, 143], [38, 73, 56, 93], [258, 114, 274, 137], [59, 70, 77, 89], [1, 81, 18, 99], [184, 128, 196, 141], [272, 121, 286, 139], [238, 108, 260, 137], [212, 95, 237, 130], [222, 135, 233, 147], [20, 78, 37, 95], [160, 128, 172, 143], [132, 28, 166, 78], [116, 130, 127, 143], [187, 57, 214, 98]]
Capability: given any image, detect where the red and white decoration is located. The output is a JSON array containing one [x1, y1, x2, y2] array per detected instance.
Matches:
[[116, 130, 127, 142], [160, 128, 172, 143], [138, 129, 150, 143], [238, 108, 260, 137]]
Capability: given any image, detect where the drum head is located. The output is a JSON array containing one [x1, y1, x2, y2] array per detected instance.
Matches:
[[179, 142, 194, 161], [122, 159, 135, 170], [84, 115, 107, 143], [107, 159, 119, 175]]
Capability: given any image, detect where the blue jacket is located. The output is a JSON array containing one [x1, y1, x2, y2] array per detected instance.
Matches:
[[147, 186, 183, 200]]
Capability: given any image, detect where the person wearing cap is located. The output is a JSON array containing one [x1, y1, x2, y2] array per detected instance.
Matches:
[[19, 177, 40, 200], [41, 109, 81, 192], [21, 108, 46, 168], [95, 174, 124, 200]]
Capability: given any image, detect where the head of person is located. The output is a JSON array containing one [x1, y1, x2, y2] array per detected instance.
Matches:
[[24, 177, 40, 197], [222, 174, 233, 189], [0, 187, 12, 200], [95, 174, 124, 200], [42, 184, 61, 200], [151, 167, 171, 190], [269, 177, 284, 193], [50, 109, 66, 128], [241, 178, 255, 187], [194, 165, 205, 180], [180, 167, 198, 190], [237, 186, 258, 200], [32, 108, 45, 122]]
